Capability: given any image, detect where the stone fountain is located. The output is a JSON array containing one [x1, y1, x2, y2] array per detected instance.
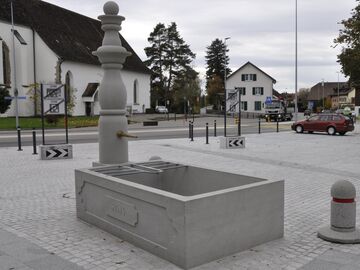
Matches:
[[75, 2, 284, 269]]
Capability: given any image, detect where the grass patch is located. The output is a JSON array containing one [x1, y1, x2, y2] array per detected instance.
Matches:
[[0, 116, 99, 130]]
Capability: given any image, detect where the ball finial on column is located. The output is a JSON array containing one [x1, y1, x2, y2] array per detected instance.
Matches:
[[103, 1, 119, 15]]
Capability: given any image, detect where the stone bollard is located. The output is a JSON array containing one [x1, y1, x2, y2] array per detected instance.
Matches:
[[318, 180, 360, 243]]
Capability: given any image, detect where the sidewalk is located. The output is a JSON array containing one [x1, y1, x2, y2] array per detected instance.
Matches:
[[0, 126, 360, 269]]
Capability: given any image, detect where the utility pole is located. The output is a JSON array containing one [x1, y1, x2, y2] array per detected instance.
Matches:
[[294, 0, 298, 122], [11, 0, 19, 129], [223, 37, 230, 137]]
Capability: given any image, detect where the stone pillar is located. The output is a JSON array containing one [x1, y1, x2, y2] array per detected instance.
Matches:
[[93, 1, 131, 164]]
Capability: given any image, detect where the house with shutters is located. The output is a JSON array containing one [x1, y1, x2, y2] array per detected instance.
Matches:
[[226, 61, 276, 113], [0, 0, 151, 117]]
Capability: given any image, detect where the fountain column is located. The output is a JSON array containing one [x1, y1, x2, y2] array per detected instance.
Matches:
[[93, 1, 131, 164]]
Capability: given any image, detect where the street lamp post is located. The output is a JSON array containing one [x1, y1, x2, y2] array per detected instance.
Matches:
[[322, 78, 325, 109], [10, 0, 19, 129], [224, 37, 230, 137], [294, 0, 298, 122], [337, 72, 340, 110]]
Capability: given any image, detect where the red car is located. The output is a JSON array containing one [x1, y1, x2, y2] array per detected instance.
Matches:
[[291, 114, 354, 135]]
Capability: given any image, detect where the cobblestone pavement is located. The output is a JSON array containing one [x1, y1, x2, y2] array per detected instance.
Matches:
[[0, 128, 360, 269]]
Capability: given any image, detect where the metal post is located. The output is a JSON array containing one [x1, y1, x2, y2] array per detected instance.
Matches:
[[189, 121, 191, 138], [32, 128, 37, 155], [11, 1, 19, 130], [206, 123, 209, 144], [191, 122, 194, 141], [214, 120, 217, 137], [258, 117, 261, 134], [224, 37, 230, 137], [337, 72, 340, 110], [294, 0, 298, 122], [64, 84, 69, 144], [276, 118, 279, 133], [40, 84, 45, 145], [321, 79, 325, 110], [238, 88, 241, 136], [17, 127, 22, 151]]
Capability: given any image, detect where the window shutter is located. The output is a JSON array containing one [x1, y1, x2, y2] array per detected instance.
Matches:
[[241, 74, 245, 81], [243, 88, 246, 95], [244, 102, 247, 111], [261, 88, 264, 95], [252, 87, 255, 95], [253, 74, 257, 81]]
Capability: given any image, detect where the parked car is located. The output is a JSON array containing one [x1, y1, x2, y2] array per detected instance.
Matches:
[[155, 106, 168, 113], [291, 114, 354, 135]]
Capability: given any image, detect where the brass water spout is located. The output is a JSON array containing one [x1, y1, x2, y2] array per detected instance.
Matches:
[[116, 130, 138, 139]]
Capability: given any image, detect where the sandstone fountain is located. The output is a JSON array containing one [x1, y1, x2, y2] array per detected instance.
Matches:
[[75, 2, 284, 269]]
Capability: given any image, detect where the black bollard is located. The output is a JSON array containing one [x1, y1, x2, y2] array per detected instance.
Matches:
[[191, 122, 194, 141], [258, 117, 261, 134], [206, 123, 209, 144], [17, 127, 22, 151], [32, 128, 38, 155], [189, 121, 192, 138], [214, 120, 217, 137], [276, 118, 279, 132]]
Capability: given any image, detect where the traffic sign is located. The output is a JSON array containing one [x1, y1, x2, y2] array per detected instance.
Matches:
[[265, 96, 272, 104]]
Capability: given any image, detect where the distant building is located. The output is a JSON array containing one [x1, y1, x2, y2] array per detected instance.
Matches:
[[226, 61, 276, 113], [307, 82, 349, 110], [0, 0, 151, 116], [330, 88, 355, 109]]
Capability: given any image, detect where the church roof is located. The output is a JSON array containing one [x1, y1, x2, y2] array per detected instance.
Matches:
[[0, 0, 151, 74]]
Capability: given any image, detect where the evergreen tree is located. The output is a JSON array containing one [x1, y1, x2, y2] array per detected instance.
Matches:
[[334, 0, 360, 106], [205, 39, 231, 107], [145, 22, 196, 108], [0, 86, 11, 114]]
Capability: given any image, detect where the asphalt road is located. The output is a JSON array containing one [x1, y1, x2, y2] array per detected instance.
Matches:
[[0, 118, 293, 148]]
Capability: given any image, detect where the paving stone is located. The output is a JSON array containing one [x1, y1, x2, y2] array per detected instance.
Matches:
[[0, 130, 360, 269], [0, 254, 28, 270]]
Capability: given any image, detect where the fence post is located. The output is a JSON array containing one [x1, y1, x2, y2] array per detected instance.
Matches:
[[32, 128, 38, 155], [258, 117, 261, 134], [214, 120, 217, 137], [17, 127, 22, 151], [206, 123, 209, 144]]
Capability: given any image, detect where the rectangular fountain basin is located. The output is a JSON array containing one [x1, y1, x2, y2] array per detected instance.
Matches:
[[75, 161, 284, 269]]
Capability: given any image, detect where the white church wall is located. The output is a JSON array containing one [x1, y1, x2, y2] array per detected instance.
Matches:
[[0, 21, 36, 116]]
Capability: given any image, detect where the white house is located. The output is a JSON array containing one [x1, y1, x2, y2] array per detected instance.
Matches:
[[226, 62, 276, 113], [0, 0, 151, 117]]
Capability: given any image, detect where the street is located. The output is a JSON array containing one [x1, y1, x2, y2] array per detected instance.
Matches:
[[0, 116, 293, 147]]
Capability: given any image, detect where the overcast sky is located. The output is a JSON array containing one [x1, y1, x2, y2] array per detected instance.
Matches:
[[46, 0, 357, 92]]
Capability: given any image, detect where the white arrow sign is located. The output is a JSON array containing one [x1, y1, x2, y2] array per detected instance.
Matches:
[[46, 148, 68, 159], [228, 139, 244, 147]]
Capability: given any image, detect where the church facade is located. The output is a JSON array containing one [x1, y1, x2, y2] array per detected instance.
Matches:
[[0, 0, 151, 116]]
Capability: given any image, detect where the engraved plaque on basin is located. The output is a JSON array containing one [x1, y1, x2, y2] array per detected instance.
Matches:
[[106, 196, 138, 226]]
